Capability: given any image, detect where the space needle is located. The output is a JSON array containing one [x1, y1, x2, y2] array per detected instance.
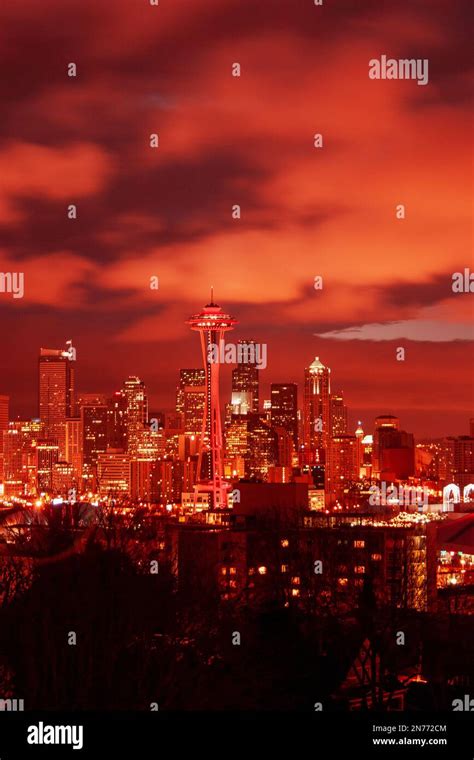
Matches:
[[186, 291, 238, 509]]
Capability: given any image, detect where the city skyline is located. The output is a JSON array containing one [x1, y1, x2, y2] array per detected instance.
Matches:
[[1, 323, 473, 441]]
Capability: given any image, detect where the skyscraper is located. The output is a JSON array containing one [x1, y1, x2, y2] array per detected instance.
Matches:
[[107, 391, 128, 450], [80, 401, 108, 484], [38, 346, 75, 458], [303, 357, 331, 459], [326, 434, 358, 505], [122, 376, 148, 457], [3, 420, 44, 497], [232, 340, 259, 414], [176, 369, 206, 435], [187, 295, 237, 508], [270, 383, 298, 449], [330, 391, 347, 436]]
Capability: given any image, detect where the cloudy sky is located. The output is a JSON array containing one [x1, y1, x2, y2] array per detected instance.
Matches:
[[0, 0, 472, 436]]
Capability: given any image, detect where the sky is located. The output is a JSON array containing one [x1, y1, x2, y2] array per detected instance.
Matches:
[[0, 0, 472, 437]]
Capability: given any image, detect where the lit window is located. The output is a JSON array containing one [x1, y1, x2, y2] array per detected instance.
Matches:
[[229, 567, 237, 575], [291, 576, 300, 585], [221, 567, 227, 576], [281, 564, 289, 573], [229, 580, 237, 589], [371, 553, 382, 561], [354, 566, 365, 574], [258, 566, 267, 575], [338, 577, 348, 586], [281, 539, 289, 548], [248, 567, 255, 575], [291, 588, 300, 597], [354, 540, 365, 548]]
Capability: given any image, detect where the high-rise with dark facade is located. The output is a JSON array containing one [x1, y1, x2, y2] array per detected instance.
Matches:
[[270, 383, 298, 449], [123, 376, 148, 457], [176, 369, 206, 435], [38, 346, 75, 459]]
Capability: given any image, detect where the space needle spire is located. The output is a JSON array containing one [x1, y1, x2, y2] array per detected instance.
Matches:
[[186, 295, 237, 509]]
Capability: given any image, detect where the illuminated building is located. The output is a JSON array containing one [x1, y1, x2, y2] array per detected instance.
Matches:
[[270, 383, 298, 449], [186, 295, 237, 508], [247, 414, 278, 480], [122, 376, 148, 457], [232, 340, 259, 414], [38, 346, 75, 458], [3, 420, 44, 497], [176, 369, 205, 434], [355, 422, 364, 475], [0, 395, 9, 482], [224, 414, 249, 479], [301, 512, 438, 612], [360, 434, 373, 479], [65, 417, 82, 483], [36, 440, 60, 492], [97, 450, 131, 497], [80, 401, 107, 488], [303, 356, 331, 460], [326, 434, 358, 505], [330, 391, 347, 436], [106, 391, 128, 450]]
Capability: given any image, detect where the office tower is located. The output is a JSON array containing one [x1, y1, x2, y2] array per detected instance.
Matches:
[[303, 356, 331, 457], [247, 414, 278, 481], [176, 369, 206, 435], [326, 434, 358, 504], [187, 295, 237, 508], [36, 440, 59, 492], [330, 391, 347, 436], [231, 340, 259, 414], [97, 450, 131, 497], [273, 426, 293, 468], [225, 415, 249, 459], [65, 417, 82, 484], [355, 422, 364, 476], [106, 391, 128, 450], [80, 401, 108, 485], [122, 376, 148, 456], [38, 346, 75, 458], [270, 383, 298, 449], [0, 395, 9, 481], [3, 420, 44, 497]]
